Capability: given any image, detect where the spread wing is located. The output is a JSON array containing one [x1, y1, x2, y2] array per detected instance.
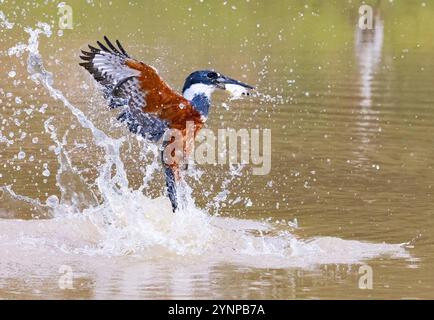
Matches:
[[79, 36, 202, 141]]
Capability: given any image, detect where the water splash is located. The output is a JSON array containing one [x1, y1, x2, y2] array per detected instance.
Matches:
[[0, 11, 14, 30], [0, 20, 411, 269]]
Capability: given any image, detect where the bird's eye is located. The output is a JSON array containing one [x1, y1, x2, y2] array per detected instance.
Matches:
[[207, 72, 218, 79]]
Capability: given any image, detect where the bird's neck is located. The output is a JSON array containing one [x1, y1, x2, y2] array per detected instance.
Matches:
[[183, 84, 214, 119]]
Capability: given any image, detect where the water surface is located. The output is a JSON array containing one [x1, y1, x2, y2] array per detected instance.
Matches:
[[0, 1, 433, 299]]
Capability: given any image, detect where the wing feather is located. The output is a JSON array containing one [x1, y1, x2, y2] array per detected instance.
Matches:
[[79, 37, 203, 142]]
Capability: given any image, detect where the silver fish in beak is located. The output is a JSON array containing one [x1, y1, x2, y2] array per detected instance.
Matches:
[[216, 76, 255, 98]]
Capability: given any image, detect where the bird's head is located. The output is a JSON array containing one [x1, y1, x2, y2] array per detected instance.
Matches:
[[182, 70, 254, 102]]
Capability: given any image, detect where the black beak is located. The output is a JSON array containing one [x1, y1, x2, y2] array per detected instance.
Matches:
[[223, 77, 255, 90], [216, 76, 255, 90]]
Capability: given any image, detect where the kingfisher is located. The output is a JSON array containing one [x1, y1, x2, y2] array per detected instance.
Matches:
[[79, 37, 254, 212]]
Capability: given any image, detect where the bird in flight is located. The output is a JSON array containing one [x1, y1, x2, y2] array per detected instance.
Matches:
[[79, 37, 254, 212]]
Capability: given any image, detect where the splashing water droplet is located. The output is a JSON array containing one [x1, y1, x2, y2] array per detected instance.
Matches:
[[45, 195, 59, 208]]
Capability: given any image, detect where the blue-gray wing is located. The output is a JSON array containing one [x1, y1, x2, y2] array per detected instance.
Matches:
[[80, 37, 168, 142], [117, 108, 168, 142]]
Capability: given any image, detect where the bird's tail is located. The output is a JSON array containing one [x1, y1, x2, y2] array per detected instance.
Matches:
[[163, 165, 178, 213], [161, 141, 178, 212]]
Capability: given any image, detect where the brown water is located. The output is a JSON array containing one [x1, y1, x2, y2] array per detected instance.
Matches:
[[0, 1, 433, 299]]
